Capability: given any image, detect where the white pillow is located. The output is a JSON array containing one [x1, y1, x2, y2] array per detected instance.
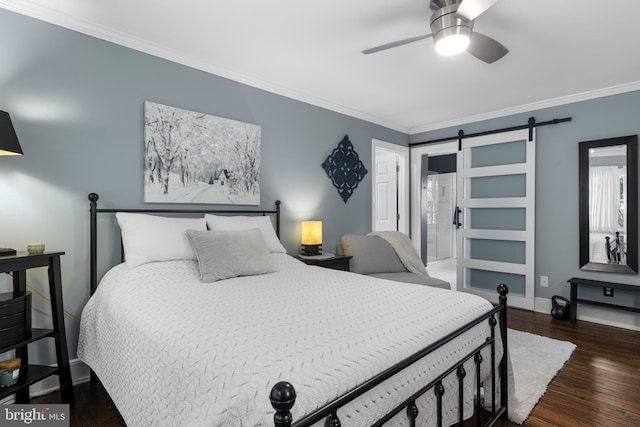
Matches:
[[115, 213, 207, 268], [205, 214, 286, 253]]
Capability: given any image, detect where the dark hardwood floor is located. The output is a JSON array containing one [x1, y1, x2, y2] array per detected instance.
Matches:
[[32, 308, 640, 426], [497, 309, 640, 427]]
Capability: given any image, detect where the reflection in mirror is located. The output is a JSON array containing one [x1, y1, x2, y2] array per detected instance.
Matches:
[[588, 145, 626, 263], [579, 135, 638, 274]]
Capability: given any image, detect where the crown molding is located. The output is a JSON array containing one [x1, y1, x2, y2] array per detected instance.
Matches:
[[0, 1, 409, 134], [410, 81, 640, 134]]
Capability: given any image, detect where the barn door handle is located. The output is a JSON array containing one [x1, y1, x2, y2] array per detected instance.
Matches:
[[453, 207, 462, 229]]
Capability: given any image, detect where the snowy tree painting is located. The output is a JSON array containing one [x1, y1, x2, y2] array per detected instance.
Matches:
[[144, 102, 261, 205]]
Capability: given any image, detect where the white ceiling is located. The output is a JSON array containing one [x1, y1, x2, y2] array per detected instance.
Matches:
[[2, 0, 640, 134]]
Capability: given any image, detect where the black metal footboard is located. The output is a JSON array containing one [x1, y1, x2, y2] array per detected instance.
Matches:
[[270, 284, 509, 427]]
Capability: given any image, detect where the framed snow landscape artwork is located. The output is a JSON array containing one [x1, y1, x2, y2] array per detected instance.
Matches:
[[143, 101, 261, 205]]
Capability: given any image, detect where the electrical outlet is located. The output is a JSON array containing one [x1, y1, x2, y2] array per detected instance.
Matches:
[[603, 287, 614, 297], [540, 276, 549, 287]]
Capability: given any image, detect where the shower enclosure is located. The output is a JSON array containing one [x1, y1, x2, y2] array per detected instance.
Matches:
[[421, 154, 457, 264]]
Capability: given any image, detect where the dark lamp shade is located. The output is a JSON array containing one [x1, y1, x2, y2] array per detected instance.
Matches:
[[0, 111, 23, 156]]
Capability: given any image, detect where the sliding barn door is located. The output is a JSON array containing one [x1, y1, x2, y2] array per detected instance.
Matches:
[[456, 129, 535, 310]]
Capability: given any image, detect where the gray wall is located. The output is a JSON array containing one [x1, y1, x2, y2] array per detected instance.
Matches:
[[0, 9, 407, 362], [412, 90, 640, 322]]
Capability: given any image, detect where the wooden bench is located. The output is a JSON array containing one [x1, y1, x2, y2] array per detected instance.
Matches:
[[567, 277, 640, 323]]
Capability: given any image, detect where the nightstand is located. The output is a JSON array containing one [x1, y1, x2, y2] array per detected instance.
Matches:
[[0, 251, 75, 405], [297, 255, 352, 271]]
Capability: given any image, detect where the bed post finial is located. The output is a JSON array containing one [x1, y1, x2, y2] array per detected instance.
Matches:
[[270, 381, 296, 427], [89, 192, 99, 204], [275, 200, 281, 238], [497, 283, 508, 302]]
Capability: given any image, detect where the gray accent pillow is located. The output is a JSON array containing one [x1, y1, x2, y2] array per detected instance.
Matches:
[[340, 234, 407, 274], [186, 228, 277, 283]]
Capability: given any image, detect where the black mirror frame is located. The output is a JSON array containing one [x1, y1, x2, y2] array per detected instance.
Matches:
[[579, 135, 638, 274]]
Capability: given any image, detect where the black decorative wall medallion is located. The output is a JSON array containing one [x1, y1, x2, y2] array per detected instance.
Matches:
[[321, 135, 368, 203]]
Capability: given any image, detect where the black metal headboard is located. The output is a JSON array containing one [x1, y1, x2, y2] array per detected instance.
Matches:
[[88, 192, 281, 295]]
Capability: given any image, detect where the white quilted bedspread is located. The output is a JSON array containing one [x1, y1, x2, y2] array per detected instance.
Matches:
[[78, 254, 500, 427]]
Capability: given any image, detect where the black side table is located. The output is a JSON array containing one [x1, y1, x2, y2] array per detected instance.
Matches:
[[0, 251, 75, 405], [297, 254, 352, 271], [567, 277, 640, 323]]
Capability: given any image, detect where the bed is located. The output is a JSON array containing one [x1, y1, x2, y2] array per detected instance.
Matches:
[[78, 193, 509, 427]]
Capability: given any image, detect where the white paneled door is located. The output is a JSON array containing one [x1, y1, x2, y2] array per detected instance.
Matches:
[[372, 140, 409, 234], [375, 150, 398, 231], [456, 129, 536, 309]]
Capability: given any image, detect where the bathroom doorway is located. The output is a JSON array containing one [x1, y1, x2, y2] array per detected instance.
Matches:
[[421, 153, 457, 263], [411, 141, 458, 289]]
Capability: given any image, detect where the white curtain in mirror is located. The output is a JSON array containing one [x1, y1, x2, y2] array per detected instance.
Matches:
[[588, 166, 622, 233]]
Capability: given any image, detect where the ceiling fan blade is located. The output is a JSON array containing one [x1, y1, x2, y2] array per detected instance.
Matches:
[[362, 34, 432, 54], [456, 0, 498, 21], [467, 32, 508, 63]]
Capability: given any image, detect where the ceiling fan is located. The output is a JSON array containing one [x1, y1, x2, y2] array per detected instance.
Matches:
[[362, 0, 508, 64]]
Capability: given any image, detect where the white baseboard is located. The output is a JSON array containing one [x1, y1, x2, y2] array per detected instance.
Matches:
[[30, 358, 91, 397], [534, 297, 640, 331], [0, 359, 90, 405], [534, 297, 552, 314]]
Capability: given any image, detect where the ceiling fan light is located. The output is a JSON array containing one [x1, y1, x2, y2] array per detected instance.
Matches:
[[430, 4, 473, 57], [435, 34, 470, 56]]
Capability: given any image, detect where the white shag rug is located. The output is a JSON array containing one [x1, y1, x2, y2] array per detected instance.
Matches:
[[507, 329, 576, 424]]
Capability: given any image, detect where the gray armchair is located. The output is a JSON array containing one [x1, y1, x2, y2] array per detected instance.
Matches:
[[338, 234, 451, 290]]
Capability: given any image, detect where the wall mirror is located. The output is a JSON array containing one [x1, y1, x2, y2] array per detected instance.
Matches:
[[579, 135, 638, 274]]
